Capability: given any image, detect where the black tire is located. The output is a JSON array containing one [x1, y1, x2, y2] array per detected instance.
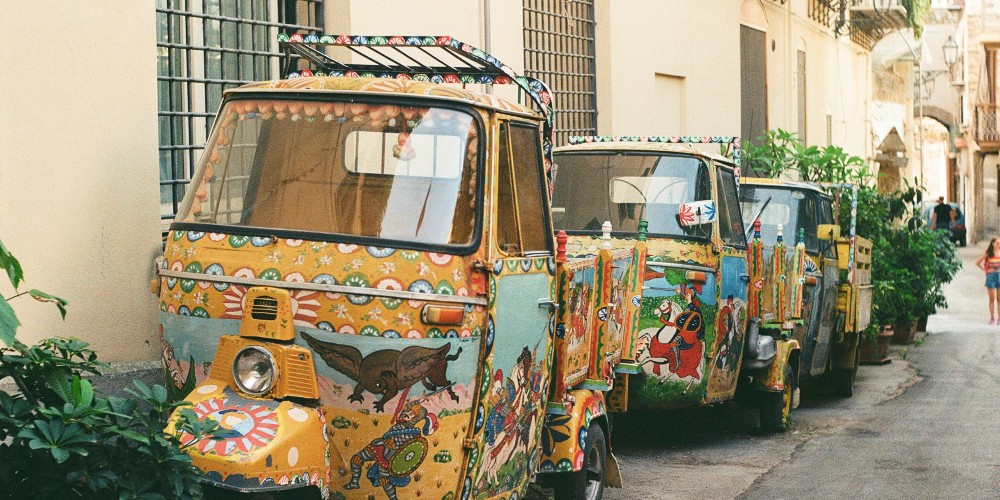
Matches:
[[544, 421, 607, 500], [960, 235, 967, 247], [831, 367, 856, 398], [759, 364, 795, 434], [203, 486, 322, 500]]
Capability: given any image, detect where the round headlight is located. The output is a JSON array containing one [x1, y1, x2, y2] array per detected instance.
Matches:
[[232, 346, 277, 396]]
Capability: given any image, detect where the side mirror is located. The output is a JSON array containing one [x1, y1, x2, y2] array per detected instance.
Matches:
[[551, 207, 566, 224], [817, 224, 841, 241]]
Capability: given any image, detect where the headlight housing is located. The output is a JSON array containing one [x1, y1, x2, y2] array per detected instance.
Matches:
[[232, 346, 277, 396]]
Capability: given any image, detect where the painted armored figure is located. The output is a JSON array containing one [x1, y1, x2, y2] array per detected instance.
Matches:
[[345, 401, 438, 500]]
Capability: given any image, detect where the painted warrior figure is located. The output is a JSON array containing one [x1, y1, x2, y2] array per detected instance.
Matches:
[[645, 284, 705, 379], [344, 401, 438, 500]]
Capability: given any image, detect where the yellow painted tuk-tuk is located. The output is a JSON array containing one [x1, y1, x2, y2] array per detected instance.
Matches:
[[550, 136, 800, 433], [156, 34, 625, 500]]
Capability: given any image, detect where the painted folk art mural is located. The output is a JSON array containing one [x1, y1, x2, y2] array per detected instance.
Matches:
[[467, 258, 554, 500], [159, 231, 497, 499]]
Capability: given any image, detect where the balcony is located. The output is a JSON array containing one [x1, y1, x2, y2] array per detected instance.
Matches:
[[975, 104, 1000, 151], [849, 0, 908, 31]]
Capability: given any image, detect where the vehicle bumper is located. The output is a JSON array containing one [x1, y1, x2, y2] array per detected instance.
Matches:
[[169, 381, 330, 493]]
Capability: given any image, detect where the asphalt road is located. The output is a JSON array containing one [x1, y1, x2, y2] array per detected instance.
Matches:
[[604, 245, 999, 499]]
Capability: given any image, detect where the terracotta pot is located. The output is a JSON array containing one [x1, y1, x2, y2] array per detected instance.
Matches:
[[891, 321, 917, 344], [861, 326, 894, 365]]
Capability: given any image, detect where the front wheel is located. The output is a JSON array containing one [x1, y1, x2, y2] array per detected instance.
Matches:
[[759, 364, 795, 433], [544, 421, 607, 500]]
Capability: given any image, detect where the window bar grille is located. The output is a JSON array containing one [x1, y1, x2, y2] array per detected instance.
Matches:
[[156, 0, 323, 227], [523, 0, 597, 146]]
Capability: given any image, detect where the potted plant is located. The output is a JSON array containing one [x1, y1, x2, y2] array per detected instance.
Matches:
[[860, 324, 894, 364]]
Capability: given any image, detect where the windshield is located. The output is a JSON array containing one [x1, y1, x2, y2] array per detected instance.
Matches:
[[550, 152, 712, 239], [739, 186, 819, 252], [176, 98, 481, 248]]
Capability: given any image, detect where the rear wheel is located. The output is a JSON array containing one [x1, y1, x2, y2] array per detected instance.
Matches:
[[759, 364, 795, 433], [831, 366, 856, 397], [544, 421, 607, 500]]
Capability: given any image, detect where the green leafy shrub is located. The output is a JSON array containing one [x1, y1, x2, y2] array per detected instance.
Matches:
[[0, 239, 215, 499]]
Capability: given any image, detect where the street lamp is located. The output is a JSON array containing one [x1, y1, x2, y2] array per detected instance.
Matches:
[[943, 36, 959, 67]]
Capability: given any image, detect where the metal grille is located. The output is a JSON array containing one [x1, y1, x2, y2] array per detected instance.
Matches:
[[523, 0, 597, 145], [156, 0, 323, 226]]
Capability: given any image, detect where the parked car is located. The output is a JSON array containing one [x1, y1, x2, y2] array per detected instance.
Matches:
[[921, 201, 966, 246]]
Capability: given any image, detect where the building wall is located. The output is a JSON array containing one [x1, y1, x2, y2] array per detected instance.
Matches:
[[762, 1, 873, 157], [0, 1, 162, 362], [596, 0, 743, 137]]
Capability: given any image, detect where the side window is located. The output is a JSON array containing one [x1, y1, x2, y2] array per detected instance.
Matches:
[[799, 194, 819, 252], [687, 163, 713, 240], [496, 122, 553, 255], [820, 197, 836, 258], [715, 168, 747, 248]]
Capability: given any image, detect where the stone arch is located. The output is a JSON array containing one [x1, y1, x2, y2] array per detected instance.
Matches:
[[920, 105, 957, 131], [740, 0, 768, 31]]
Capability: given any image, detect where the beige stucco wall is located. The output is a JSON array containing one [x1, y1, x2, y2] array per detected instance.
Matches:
[[0, 1, 162, 362], [764, 1, 872, 157], [595, 0, 743, 137]]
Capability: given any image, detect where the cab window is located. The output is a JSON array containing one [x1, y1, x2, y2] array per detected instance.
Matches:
[[716, 168, 746, 248], [819, 197, 836, 258], [496, 122, 552, 256]]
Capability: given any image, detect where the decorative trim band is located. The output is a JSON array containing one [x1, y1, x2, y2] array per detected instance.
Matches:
[[159, 269, 488, 306]]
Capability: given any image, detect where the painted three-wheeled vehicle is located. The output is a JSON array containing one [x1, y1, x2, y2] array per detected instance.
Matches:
[[739, 178, 873, 397], [156, 35, 624, 500], [549, 136, 800, 432]]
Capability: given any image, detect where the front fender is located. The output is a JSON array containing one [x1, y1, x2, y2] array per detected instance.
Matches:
[[168, 381, 330, 493], [751, 339, 799, 393], [536, 389, 607, 474]]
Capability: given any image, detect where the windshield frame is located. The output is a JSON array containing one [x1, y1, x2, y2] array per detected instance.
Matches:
[[170, 92, 489, 256], [550, 150, 714, 243]]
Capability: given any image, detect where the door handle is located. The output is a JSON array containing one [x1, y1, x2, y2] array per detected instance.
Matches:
[[538, 299, 559, 311], [739, 273, 750, 283]]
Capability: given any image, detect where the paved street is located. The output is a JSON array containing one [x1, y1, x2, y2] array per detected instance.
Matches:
[[605, 245, 1000, 499]]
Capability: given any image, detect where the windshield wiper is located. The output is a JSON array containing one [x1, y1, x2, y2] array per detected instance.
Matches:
[[744, 196, 772, 241]]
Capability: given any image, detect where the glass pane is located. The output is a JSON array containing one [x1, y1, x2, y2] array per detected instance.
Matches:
[[496, 124, 520, 253], [739, 186, 819, 252], [551, 152, 711, 239], [178, 99, 480, 247], [716, 168, 746, 248], [509, 124, 550, 254]]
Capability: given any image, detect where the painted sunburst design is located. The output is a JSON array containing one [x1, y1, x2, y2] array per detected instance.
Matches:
[[220, 271, 321, 327], [181, 397, 279, 456]]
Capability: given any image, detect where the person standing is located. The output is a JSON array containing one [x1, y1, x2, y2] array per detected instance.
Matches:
[[931, 196, 955, 231], [974, 238, 1000, 324]]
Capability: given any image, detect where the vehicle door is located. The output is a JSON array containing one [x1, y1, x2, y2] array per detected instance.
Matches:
[[470, 120, 556, 497], [810, 194, 840, 375], [705, 165, 749, 401]]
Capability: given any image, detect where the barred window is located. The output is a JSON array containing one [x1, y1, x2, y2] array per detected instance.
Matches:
[[156, 0, 323, 228], [523, 0, 597, 145]]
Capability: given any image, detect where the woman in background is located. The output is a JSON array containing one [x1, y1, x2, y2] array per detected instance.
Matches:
[[974, 237, 1000, 324]]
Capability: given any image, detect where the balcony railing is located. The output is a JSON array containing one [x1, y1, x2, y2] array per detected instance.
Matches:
[[849, 0, 908, 31], [975, 104, 1000, 151]]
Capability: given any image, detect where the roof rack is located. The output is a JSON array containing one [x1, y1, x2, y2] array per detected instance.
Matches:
[[567, 135, 743, 182], [277, 33, 556, 175]]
